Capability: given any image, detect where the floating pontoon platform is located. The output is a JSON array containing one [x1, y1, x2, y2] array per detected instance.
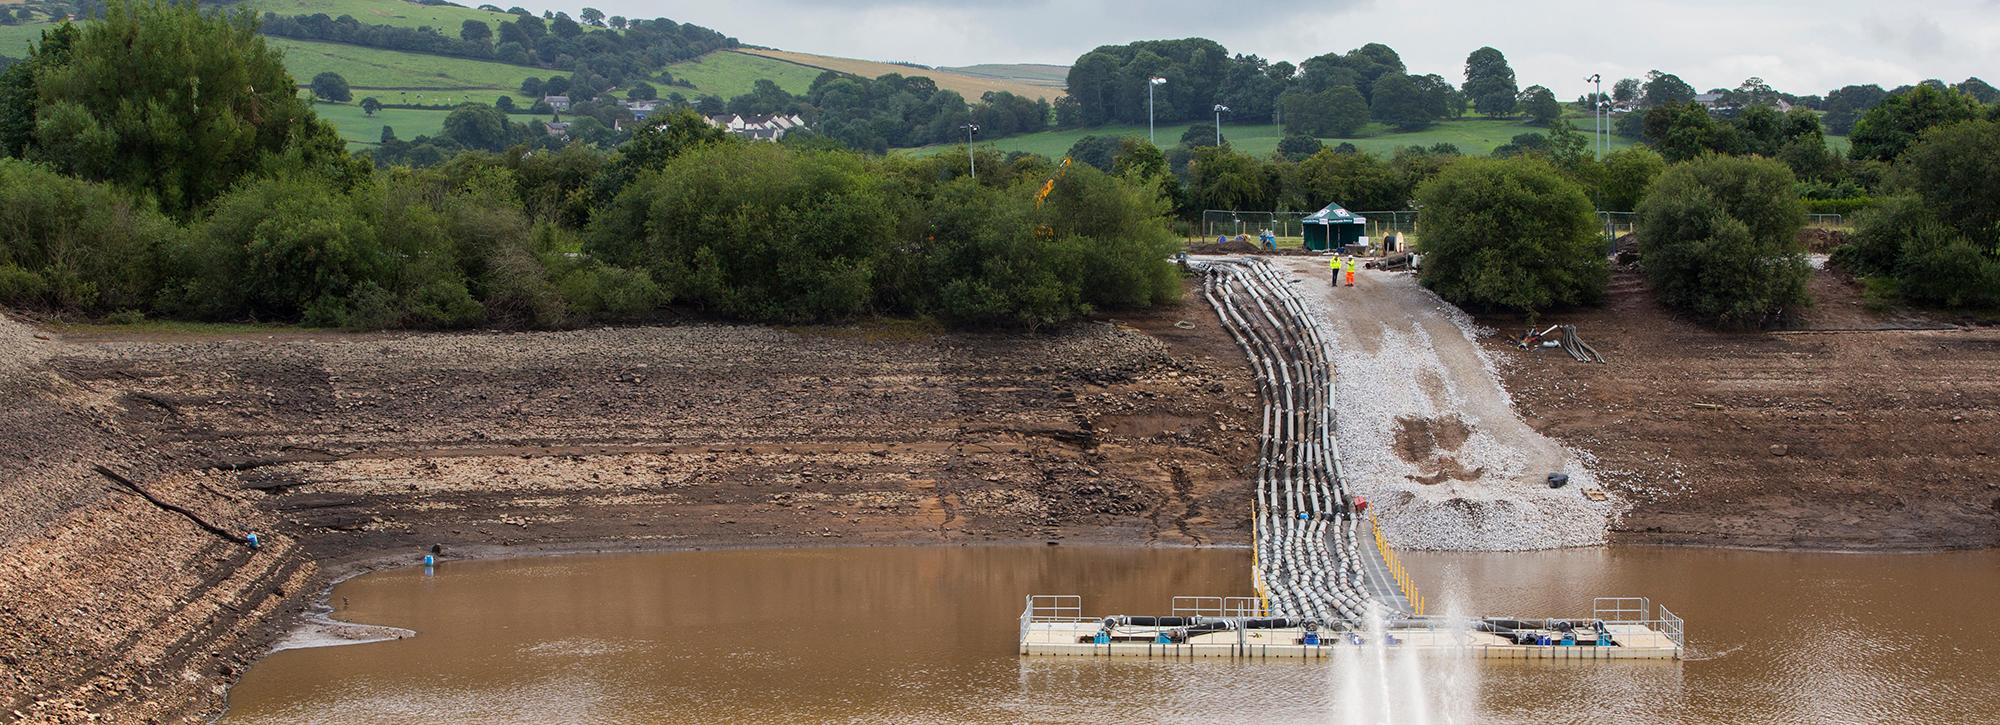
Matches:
[[1019, 595, 1685, 660]]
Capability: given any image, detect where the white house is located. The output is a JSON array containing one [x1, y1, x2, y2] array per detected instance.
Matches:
[[699, 113, 807, 141]]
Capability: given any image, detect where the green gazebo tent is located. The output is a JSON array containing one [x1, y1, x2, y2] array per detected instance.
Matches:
[[1301, 203, 1366, 252]]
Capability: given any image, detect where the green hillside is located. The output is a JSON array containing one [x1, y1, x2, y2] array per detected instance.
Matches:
[[0, 21, 50, 55], [243, 0, 524, 33], [268, 36, 542, 94], [906, 118, 1639, 159], [309, 100, 558, 146], [664, 50, 822, 97]]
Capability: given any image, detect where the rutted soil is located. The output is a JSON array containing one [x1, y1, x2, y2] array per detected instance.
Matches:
[[0, 287, 1260, 723], [1484, 268, 2000, 549]]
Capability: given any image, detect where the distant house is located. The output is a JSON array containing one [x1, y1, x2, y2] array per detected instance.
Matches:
[[542, 95, 571, 112], [543, 121, 571, 138], [699, 113, 806, 141], [1693, 92, 1729, 110], [623, 100, 660, 121]]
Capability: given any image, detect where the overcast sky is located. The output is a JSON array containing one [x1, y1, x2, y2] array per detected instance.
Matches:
[[581, 0, 1997, 96]]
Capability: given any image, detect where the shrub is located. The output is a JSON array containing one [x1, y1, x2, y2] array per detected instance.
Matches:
[[1636, 155, 1809, 327], [0, 158, 176, 313], [587, 143, 893, 323], [1412, 157, 1607, 314], [1895, 230, 2000, 308]]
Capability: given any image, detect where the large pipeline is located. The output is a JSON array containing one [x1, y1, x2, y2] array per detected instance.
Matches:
[[1195, 258, 1374, 622]]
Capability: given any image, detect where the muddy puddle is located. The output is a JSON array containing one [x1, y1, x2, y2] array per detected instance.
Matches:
[[225, 545, 2000, 723]]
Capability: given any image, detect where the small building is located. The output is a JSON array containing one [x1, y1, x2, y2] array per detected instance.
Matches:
[[1302, 203, 1366, 252], [542, 95, 571, 112], [698, 113, 807, 142], [542, 121, 571, 138], [622, 100, 660, 121]]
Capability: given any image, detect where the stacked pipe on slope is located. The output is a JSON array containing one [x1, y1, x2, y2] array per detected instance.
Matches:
[[1197, 258, 1373, 624]]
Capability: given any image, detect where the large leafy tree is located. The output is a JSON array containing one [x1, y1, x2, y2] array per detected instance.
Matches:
[[1821, 84, 1887, 134], [1640, 70, 1696, 108], [1281, 85, 1369, 137], [1413, 157, 1606, 313], [1284, 148, 1407, 212], [1636, 155, 1809, 327], [1462, 47, 1518, 117], [25, 0, 343, 217], [1847, 84, 1983, 162], [1903, 119, 2000, 248], [1518, 84, 1560, 125], [311, 71, 351, 102], [440, 103, 513, 151]]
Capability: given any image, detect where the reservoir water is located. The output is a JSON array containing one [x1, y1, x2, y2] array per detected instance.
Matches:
[[224, 545, 2000, 723]]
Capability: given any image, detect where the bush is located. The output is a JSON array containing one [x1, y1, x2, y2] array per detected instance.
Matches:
[[1636, 155, 1809, 327], [1412, 157, 1607, 314], [586, 142, 893, 323], [1833, 195, 1929, 277], [0, 158, 176, 313], [1895, 230, 2000, 308], [557, 262, 666, 320]]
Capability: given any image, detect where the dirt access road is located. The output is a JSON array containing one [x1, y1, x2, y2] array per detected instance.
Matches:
[[1277, 258, 1611, 550]]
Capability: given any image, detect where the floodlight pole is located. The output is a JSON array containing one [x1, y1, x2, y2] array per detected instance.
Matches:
[[962, 122, 979, 179], [1586, 74, 1603, 158], [1213, 104, 1231, 146], [1148, 76, 1167, 144]]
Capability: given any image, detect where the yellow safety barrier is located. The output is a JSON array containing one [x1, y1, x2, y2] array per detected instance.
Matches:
[[1369, 512, 1425, 616]]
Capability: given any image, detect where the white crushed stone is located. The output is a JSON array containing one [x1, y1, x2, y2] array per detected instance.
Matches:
[[1287, 266, 1617, 551]]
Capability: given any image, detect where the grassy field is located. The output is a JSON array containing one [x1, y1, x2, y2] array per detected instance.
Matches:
[[938, 63, 1069, 88], [907, 118, 1640, 159], [664, 50, 823, 97], [308, 101, 556, 145], [736, 47, 1061, 101], [0, 20, 50, 55], [268, 37, 546, 94], [244, 0, 567, 34]]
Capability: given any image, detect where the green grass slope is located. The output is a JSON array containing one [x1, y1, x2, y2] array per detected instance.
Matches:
[[663, 50, 822, 97], [268, 37, 540, 91], [244, 0, 567, 35], [309, 100, 557, 145]]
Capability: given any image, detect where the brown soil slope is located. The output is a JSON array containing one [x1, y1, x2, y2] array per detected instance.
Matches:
[[1485, 270, 2000, 550], [2, 297, 1257, 722], [0, 316, 314, 723]]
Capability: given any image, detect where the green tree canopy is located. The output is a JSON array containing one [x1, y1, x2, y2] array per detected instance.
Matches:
[[584, 143, 892, 322], [1413, 157, 1606, 313], [1635, 155, 1809, 327], [1284, 148, 1406, 212], [311, 71, 351, 103], [1281, 85, 1368, 137], [1599, 146, 1666, 212], [460, 19, 493, 43], [1518, 85, 1560, 125], [1847, 84, 1984, 162], [1903, 119, 2000, 250], [24, 0, 343, 216], [441, 103, 513, 151], [1276, 133, 1324, 161], [1462, 47, 1518, 117]]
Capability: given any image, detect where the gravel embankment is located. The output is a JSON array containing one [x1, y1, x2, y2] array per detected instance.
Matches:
[[1284, 263, 1615, 550]]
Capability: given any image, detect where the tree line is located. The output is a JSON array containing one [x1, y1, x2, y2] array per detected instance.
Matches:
[[0, 1, 1181, 332], [256, 7, 733, 94]]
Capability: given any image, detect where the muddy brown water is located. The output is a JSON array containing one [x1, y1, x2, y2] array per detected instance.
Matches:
[[225, 546, 2000, 723]]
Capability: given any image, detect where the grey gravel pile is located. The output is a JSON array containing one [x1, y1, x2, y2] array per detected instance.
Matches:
[[1288, 267, 1615, 551]]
